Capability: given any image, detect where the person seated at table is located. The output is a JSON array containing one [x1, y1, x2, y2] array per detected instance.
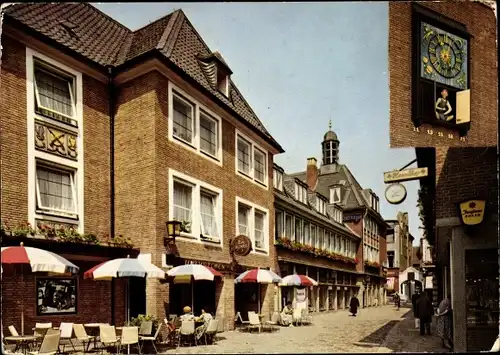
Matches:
[[280, 301, 294, 326], [195, 308, 213, 341], [179, 306, 195, 322]]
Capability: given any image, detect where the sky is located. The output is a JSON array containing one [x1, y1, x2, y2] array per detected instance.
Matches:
[[93, 2, 422, 245]]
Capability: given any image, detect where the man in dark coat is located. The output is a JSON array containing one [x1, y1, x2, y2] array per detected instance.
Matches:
[[349, 295, 360, 316], [411, 290, 421, 329], [416, 291, 433, 335]]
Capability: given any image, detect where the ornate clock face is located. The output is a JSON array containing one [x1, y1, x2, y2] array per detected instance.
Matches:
[[420, 22, 468, 90]]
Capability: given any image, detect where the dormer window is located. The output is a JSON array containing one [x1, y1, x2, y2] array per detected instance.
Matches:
[[370, 193, 379, 212], [217, 71, 229, 96], [273, 166, 283, 191], [295, 182, 308, 204], [333, 206, 343, 224], [330, 187, 341, 204], [317, 196, 326, 214]]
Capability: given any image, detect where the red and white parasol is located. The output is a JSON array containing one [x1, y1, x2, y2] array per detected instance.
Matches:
[[279, 274, 318, 287], [166, 264, 223, 283], [1, 244, 79, 274], [83, 256, 165, 280], [1, 243, 79, 335], [234, 268, 282, 284]]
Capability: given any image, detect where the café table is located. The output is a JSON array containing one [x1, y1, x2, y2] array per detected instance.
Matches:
[[4, 335, 40, 355]]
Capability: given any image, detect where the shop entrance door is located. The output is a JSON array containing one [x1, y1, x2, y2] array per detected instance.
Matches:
[[465, 248, 499, 352]]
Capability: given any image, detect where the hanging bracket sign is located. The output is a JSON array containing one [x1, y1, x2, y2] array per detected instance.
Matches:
[[230, 235, 252, 257], [383, 167, 428, 183]]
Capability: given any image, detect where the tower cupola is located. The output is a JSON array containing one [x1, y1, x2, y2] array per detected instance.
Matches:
[[322, 120, 340, 165]]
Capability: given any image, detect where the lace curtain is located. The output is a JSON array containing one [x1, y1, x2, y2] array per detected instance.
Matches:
[[35, 68, 73, 117], [173, 96, 194, 143], [37, 168, 74, 212], [254, 212, 264, 249], [238, 205, 249, 236], [173, 181, 192, 223], [200, 192, 218, 237]]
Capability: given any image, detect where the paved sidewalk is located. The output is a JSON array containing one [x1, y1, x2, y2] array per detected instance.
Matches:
[[377, 311, 450, 353]]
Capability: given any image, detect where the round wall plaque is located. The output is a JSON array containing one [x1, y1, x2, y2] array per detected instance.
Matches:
[[384, 183, 407, 205], [231, 235, 252, 257]]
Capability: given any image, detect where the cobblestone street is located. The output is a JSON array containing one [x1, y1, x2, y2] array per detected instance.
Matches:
[[161, 305, 411, 354]]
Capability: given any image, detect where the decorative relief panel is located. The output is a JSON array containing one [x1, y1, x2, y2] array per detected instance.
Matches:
[[35, 122, 78, 160]]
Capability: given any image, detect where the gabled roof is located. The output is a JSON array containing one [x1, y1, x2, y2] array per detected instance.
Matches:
[[289, 163, 387, 224], [3, 3, 283, 152], [277, 173, 356, 238]]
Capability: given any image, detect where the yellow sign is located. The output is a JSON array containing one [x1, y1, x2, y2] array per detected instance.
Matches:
[[459, 200, 486, 226], [383, 168, 428, 183]]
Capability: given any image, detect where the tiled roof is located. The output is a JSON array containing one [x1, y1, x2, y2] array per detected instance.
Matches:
[[3, 3, 131, 66], [3, 3, 283, 152], [277, 173, 356, 237]]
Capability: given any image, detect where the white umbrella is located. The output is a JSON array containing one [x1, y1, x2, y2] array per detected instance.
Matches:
[[84, 256, 165, 355], [166, 264, 223, 310], [1, 243, 80, 335], [234, 269, 282, 313]]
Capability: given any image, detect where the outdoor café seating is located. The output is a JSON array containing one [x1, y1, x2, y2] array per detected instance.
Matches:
[[178, 320, 196, 347], [264, 312, 280, 331], [118, 326, 140, 354], [72, 324, 94, 352], [139, 323, 162, 354], [27, 332, 60, 355], [58, 323, 74, 353], [247, 313, 262, 333], [203, 319, 219, 345], [99, 325, 120, 353]]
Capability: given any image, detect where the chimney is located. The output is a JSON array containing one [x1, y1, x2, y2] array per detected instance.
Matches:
[[306, 157, 318, 191]]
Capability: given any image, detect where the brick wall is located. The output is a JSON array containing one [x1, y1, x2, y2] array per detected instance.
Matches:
[[0, 36, 124, 331], [389, 1, 498, 147], [435, 147, 498, 220], [1, 262, 125, 334], [344, 218, 364, 273], [0, 36, 28, 227], [114, 69, 277, 320]]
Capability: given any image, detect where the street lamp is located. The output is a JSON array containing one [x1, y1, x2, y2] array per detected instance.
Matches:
[[165, 220, 181, 243]]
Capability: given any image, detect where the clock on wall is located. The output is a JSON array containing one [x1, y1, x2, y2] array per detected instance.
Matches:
[[412, 6, 471, 137], [385, 183, 407, 205], [420, 22, 468, 90]]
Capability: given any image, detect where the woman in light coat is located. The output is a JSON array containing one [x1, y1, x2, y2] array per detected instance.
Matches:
[[436, 295, 453, 349]]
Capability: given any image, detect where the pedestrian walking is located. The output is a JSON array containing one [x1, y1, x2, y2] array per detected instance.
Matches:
[[393, 293, 400, 310], [436, 295, 453, 349], [349, 295, 360, 316], [416, 291, 433, 336], [411, 289, 421, 329]]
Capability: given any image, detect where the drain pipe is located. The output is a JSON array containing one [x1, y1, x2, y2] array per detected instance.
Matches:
[[107, 65, 116, 325]]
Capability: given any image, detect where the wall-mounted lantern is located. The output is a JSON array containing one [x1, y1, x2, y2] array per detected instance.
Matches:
[[165, 220, 182, 243]]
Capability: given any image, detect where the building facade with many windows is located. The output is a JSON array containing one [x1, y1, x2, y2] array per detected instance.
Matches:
[[287, 125, 388, 308], [273, 164, 361, 313], [0, 3, 284, 332]]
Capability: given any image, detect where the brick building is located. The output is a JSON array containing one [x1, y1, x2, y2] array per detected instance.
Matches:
[[0, 3, 284, 332], [286, 125, 388, 308], [416, 147, 498, 352], [273, 163, 361, 313], [389, 1, 498, 148]]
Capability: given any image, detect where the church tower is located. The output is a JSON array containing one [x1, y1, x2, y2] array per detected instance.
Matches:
[[322, 120, 340, 166]]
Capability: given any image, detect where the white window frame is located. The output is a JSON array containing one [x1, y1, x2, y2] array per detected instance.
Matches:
[[273, 168, 283, 190], [33, 62, 77, 124], [168, 83, 223, 165], [330, 187, 341, 204], [295, 183, 308, 204], [200, 188, 220, 240], [235, 197, 269, 254], [295, 217, 303, 244], [35, 162, 78, 218], [310, 225, 317, 248], [27, 48, 84, 232], [275, 209, 284, 241], [303, 221, 310, 246], [235, 129, 269, 189], [168, 169, 223, 245]]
